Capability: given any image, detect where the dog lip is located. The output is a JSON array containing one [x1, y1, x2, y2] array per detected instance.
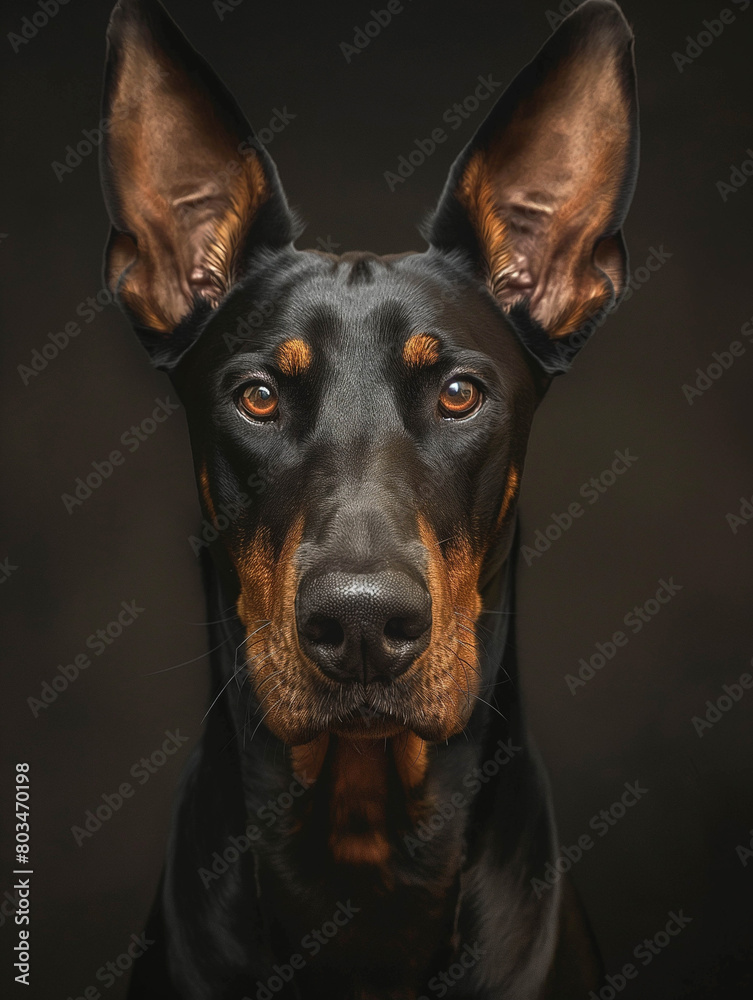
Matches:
[[317, 694, 412, 739], [326, 696, 402, 734], [324, 705, 444, 742], [276, 692, 463, 745], [328, 717, 406, 739]]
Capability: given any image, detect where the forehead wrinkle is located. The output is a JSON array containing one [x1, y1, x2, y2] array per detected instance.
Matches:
[[290, 281, 416, 355]]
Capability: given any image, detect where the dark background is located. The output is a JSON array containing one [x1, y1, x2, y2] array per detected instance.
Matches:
[[1, 0, 752, 997]]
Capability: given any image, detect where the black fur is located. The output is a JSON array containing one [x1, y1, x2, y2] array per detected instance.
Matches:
[[97, 2, 639, 997]]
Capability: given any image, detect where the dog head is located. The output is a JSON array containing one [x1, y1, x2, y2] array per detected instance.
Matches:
[[101, 0, 637, 747]]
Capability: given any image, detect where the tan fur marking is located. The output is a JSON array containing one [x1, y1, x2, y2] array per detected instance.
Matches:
[[393, 732, 430, 792], [202, 155, 269, 304], [495, 466, 520, 530], [229, 512, 487, 852], [402, 333, 441, 369], [290, 735, 330, 785], [458, 152, 515, 300], [231, 512, 485, 751], [455, 41, 631, 339], [198, 460, 217, 522], [275, 338, 313, 377], [233, 518, 308, 745], [328, 739, 391, 867], [412, 517, 484, 739], [106, 44, 270, 332]]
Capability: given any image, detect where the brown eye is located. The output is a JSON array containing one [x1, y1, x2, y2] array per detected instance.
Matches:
[[238, 382, 278, 420], [438, 378, 482, 419]]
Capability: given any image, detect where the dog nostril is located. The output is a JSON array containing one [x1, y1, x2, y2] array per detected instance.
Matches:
[[384, 616, 428, 643], [303, 614, 344, 647], [296, 568, 432, 683]]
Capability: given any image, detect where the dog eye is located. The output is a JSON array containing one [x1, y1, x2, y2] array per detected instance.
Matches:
[[438, 378, 482, 419], [238, 382, 278, 421]]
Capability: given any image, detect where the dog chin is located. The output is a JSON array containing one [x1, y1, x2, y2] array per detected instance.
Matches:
[[269, 707, 450, 747], [259, 675, 471, 746], [328, 718, 406, 739], [293, 708, 464, 746]]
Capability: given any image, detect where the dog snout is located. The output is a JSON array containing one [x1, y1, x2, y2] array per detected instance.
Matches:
[[295, 567, 432, 684]]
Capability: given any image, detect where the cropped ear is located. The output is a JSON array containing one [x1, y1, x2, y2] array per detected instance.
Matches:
[[428, 0, 638, 374], [100, 0, 296, 368]]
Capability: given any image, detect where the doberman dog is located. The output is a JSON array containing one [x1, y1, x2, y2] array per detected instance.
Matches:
[[99, 1, 638, 996]]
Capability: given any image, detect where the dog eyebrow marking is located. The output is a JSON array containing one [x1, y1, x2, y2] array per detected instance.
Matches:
[[402, 333, 441, 368], [275, 338, 313, 376]]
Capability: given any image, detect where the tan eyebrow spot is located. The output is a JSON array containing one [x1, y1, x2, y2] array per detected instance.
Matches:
[[275, 338, 313, 376], [402, 333, 441, 368]]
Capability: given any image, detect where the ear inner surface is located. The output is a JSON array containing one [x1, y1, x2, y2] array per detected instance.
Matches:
[[101, 0, 287, 335], [430, 0, 638, 351]]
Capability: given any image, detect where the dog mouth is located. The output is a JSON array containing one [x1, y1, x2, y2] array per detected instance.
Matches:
[[278, 671, 475, 746], [328, 713, 406, 739], [236, 615, 481, 746], [319, 689, 416, 740]]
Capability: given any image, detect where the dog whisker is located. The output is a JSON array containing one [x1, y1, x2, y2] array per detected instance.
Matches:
[[440, 641, 483, 683], [146, 637, 232, 676], [201, 664, 251, 724]]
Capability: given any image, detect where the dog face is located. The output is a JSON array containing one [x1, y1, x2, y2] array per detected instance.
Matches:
[[175, 249, 538, 745], [101, 0, 637, 747]]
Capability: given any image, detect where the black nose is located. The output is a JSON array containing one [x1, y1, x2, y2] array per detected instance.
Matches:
[[295, 568, 432, 684]]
